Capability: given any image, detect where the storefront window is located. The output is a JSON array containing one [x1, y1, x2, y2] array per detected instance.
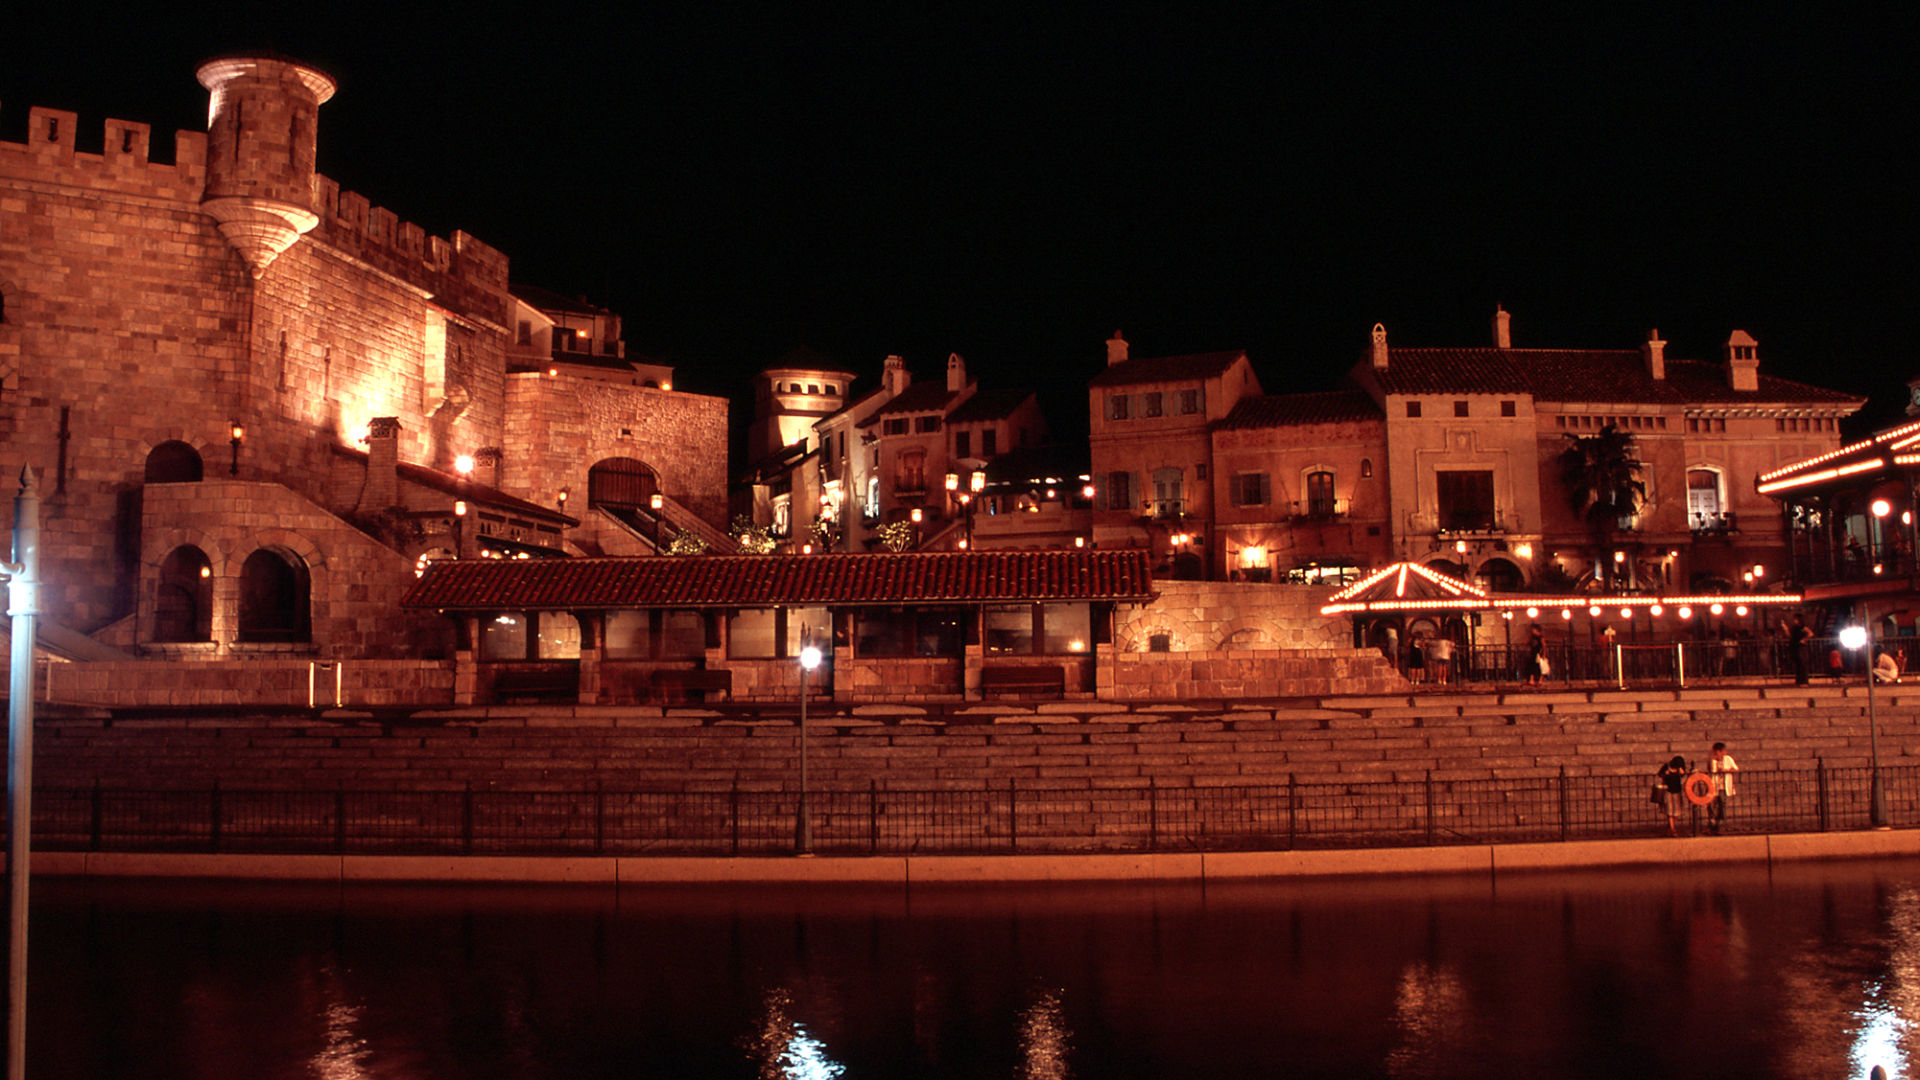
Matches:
[[856, 607, 965, 657], [1042, 604, 1092, 654], [480, 612, 529, 660]]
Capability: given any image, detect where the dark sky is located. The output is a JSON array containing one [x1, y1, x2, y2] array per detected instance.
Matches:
[[6, 5, 1917, 438]]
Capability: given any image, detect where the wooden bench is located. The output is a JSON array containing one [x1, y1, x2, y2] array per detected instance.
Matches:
[[980, 663, 1066, 699], [649, 667, 733, 704], [489, 665, 579, 702]]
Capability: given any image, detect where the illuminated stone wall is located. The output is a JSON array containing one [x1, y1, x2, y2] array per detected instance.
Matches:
[[0, 60, 729, 654]]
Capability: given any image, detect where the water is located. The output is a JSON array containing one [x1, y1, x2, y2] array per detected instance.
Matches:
[[25, 860, 1920, 1079]]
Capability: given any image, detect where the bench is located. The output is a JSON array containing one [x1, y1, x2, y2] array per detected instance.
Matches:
[[981, 663, 1066, 699], [489, 665, 579, 702], [649, 667, 733, 704]]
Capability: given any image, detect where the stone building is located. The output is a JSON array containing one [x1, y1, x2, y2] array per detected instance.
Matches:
[[0, 54, 728, 659], [1089, 312, 1864, 594]]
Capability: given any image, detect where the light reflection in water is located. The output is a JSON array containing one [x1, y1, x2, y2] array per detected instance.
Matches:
[[1017, 987, 1072, 1080], [308, 968, 371, 1080], [748, 986, 846, 1080], [1849, 885, 1920, 1080], [1384, 962, 1472, 1078]]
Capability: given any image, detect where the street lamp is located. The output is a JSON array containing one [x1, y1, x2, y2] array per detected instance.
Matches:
[[1839, 624, 1891, 827], [5, 467, 41, 1080], [796, 632, 823, 855], [910, 506, 923, 549], [228, 423, 244, 476], [649, 491, 664, 552]]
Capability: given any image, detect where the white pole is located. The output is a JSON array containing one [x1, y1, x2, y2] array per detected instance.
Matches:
[[6, 467, 42, 1080]]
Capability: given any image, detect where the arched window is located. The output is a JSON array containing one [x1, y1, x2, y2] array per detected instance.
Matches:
[[1475, 557, 1523, 593], [238, 548, 310, 642], [154, 545, 212, 642], [587, 458, 657, 508], [145, 441, 203, 484]]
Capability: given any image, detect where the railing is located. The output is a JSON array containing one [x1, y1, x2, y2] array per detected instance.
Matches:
[[1430, 636, 1905, 687], [8, 764, 1912, 858]]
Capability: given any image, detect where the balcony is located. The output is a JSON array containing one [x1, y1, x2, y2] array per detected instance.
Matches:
[[1289, 497, 1348, 521], [1690, 511, 1738, 536]]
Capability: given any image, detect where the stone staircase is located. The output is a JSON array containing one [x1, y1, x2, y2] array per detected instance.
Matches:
[[32, 683, 1920, 795]]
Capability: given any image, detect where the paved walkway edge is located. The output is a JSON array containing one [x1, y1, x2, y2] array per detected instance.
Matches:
[[28, 830, 1920, 886]]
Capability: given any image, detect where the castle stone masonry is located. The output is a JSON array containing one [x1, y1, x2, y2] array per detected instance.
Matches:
[[0, 54, 729, 658]]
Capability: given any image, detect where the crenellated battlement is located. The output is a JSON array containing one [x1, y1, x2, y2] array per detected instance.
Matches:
[[0, 103, 208, 198], [0, 98, 509, 321]]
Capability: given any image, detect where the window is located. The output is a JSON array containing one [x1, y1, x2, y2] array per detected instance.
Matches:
[[916, 416, 942, 433], [883, 418, 909, 436], [1361, 458, 1373, 479], [1233, 473, 1269, 506], [604, 610, 705, 660], [981, 429, 997, 456], [1105, 471, 1133, 511], [807, 384, 819, 394], [538, 613, 581, 659], [1501, 400, 1516, 417], [237, 548, 310, 643], [824, 384, 839, 396], [895, 450, 927, 493], [154, 545, 212, 642], [1454, 400, 1469, 417], [864, 476, 881, 520], [1143, 392, 1163, 418], [480, 612, 529, 660], [1306, 471, 1336, 517], [1406, 401, 1422, 418], [1178, 389, 1202, 415], [1436, 470, 1495, 531], [854, 607, 966, 657], [727, 609, 778, 658], [145, 441, 203, 484], [954, 431, 971, 459], [984, 606, 1035, 654], [1151, 467, 1183, 518], [516, 321, 532, 346], [1108, 394, 1130, 421], [772, 494, 791, 537], [1688, 469, 1724, 529], [984, 603, 1094, 655]]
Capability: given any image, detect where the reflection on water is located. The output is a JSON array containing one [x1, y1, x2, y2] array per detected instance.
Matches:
[[1016, 988, 1070, 1080], [29, 861, 1920, 1079]]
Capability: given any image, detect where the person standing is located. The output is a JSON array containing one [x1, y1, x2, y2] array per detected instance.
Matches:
[[1707, 742, 1739, 834], [1658, 755, 1690, 836], [1527, 625, 1547, 686], [1790, 617, 1812, 685], [1427, 633, 1454, 686]]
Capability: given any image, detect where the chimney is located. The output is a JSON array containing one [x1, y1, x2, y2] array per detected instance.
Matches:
[[366, 416, 401, 510], [946, 351, 967, 392], [1724, 330, 1759, 392], [1492, 305, 1511, 349], [1370, 323, 1389, 369], [1106, 331, 1129, 366], [475, 446, 503, 489], [882, 354, 909, 396], [1643, 328, 1666, 381]]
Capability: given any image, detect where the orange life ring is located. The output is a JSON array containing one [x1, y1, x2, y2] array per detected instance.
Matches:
[[1683, 772, 1716, 806]]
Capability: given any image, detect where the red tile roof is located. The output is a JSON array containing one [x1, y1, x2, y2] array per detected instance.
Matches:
[[1216, 390, 1383, 430], [1372, 348, 1864, 408], [946, 388, 1035, 423], [1088, 350, 1248, 388], [402, 550, 1158, 610], [864, 381, 964, 420]]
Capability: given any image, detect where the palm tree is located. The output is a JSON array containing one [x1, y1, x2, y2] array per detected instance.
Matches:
[[1558, 424, 1647, 589]]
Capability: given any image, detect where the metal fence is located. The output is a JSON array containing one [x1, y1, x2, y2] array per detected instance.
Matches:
[[9, 763, 1917, 858], [1446, 635, 1900, 688]]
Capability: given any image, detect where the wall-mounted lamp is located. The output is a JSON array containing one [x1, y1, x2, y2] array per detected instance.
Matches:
[[944, 472, 960, 492], [454, 454, 474, 476], [228, 423, 244, 476], [970, 470, 985, 494], [1074, 536, 1086, 549]]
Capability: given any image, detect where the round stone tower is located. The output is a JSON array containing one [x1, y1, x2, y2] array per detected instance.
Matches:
[[195, 54, 337, 278]]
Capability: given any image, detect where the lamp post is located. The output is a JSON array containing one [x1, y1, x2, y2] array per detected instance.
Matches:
[[649, 491, 664, 553], [5, 467, 41, 1080], [795, 632, 823, 855], [910, 507, 923, 549], [1840, 624, 1891, 827], [228, 423, 244, 476]]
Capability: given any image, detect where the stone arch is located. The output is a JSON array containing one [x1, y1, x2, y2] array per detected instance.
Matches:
[[144, 440, 205, 483], [237, 546, 312, 642], [153, 544, 214, 642], [1474, 557, 1524, 593], [587, 457, 658, 508]]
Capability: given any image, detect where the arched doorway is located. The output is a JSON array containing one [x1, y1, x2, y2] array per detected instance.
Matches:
[[145, 441, 203, 483], [238, 548, 310, 642], [1475, 557, 1523, 594], [154, 545, 212, 642], [587, 458, 657, 508]]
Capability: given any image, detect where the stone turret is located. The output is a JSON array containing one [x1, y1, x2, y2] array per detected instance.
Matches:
[[196, 55, 336, 278]]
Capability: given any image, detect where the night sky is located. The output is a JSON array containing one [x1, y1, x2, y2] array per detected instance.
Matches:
[[6, 6, 1917, 440]]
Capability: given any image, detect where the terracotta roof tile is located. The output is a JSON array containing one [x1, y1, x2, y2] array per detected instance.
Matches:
[[946, 388, 1034, 423], [1088, 350, 1247, 388], [1374, 348, 1864, 409], [866, 382, 962, 419], [401, 550, 1158, 610], [1216, 390, 1383, 431]]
